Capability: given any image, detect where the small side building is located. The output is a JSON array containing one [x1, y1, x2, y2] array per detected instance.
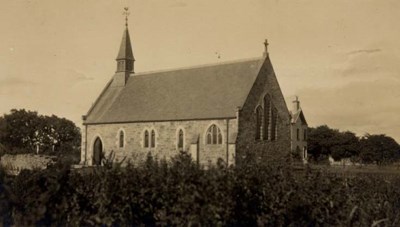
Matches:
[[290, 97, 308, 163]]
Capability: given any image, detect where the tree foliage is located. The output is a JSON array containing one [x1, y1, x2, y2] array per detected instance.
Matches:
[[307, 125, 400, 165], [1, 153, 400, 226], [330, 131, 359, 161], [308, 125, 359, 162], [0, 109, 41, 151], [0, 109, 80, 155], [359, 134, 400, 165]]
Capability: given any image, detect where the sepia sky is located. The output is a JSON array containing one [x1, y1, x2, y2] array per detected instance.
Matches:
[[0, 0, 399, 142]]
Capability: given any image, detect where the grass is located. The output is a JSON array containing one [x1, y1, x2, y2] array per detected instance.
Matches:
[[310, 163, 400, 176]]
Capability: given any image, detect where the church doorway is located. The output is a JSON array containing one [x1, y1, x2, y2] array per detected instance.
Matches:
[[93, 137, 103, 165]]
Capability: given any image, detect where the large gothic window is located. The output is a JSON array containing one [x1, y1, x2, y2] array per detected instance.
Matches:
[[262, 94, 279, 141], [206, 124, 222, 145], [255, 106, 263, 140], [119, 130, 124, 148], [178, 129, 184, 150], [263, 95, 271, 140]]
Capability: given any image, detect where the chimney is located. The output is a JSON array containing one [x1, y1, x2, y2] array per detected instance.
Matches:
[[292, 96, 300, 112]]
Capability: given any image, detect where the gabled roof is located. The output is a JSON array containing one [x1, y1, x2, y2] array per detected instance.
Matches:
[[116, 28, 134, 61], [84, 57, 266, 124], [291, 109, 308, 125]]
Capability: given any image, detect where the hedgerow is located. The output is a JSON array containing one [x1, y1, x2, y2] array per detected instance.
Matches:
[[1, 152, 400, 226]]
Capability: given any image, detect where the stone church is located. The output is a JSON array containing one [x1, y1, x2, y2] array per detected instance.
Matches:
[[80, 23, 291, 166]]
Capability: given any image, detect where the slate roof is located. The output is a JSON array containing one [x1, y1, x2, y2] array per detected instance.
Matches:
[[84, 57, 266, 124], [291, 109, 308, 125], [116, 28, 134, 61]]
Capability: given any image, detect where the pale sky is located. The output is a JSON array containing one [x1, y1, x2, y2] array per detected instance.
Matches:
[[0, 0, 399, 142]]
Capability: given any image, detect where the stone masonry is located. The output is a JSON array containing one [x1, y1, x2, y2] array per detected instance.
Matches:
[[236, 56, 291, 164], [82, 119, 237, 166]]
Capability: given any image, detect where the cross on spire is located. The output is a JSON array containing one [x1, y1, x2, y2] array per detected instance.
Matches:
[[264, 39, 269, 53], [123, 7, 130, 27], [116, 7, 135, 74]]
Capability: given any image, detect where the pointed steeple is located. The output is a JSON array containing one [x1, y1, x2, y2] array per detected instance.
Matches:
[[112, 8, 135, 87], [116, 28, 135, 61], [116, 7, 135, 73]]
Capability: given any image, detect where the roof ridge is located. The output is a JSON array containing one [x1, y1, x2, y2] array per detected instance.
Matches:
[[131, 56, 263, 77], [85, 55, 266, 124]]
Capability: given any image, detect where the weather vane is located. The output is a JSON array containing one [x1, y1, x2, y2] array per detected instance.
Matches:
[[123, 7, 130, 27]]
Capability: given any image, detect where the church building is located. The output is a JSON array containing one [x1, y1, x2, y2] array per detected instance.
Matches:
[[80, 20, 291, 166]]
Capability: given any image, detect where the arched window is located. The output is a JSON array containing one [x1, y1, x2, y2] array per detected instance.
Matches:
[[144, 130, 149, 148], [207, 133, 212, 144], [93, 137, 103, 165], [271, 106, 278, 141], [303, 146, 308, 159], [296, 146, 301, 156], [206, 124, 222, 145], [151, 130, 156, 148], [119, 130, 124, 148], [178, 129, 184, 150], [255, 106, 263, 140], [274, 113, 278, 140], [264, 95, 271, 140]]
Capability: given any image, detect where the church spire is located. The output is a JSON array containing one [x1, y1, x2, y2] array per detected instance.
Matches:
[[116, 7, 135, 73]]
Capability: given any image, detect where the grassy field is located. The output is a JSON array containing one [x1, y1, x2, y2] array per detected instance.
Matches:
[[311, 164, 400, 176]]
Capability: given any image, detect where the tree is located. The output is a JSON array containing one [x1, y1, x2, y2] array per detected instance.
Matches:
[[0, 117, 6, 155], [0, 109, 80, 155], [330, 131, 359, 161], [307, 125, 360, 162], [42, 115, 81, 153], [2, 109, 41, 151], [307, 125, 339, 161], [359, 134, 400, 165]]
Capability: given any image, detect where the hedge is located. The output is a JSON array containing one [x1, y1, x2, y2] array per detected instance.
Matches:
[[0, 152, 399, 226]]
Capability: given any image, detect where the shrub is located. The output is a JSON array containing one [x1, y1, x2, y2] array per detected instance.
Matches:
[[1, 152, 400, 226]]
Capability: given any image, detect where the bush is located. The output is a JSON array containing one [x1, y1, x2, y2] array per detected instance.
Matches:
[[1, 152, 400, 226]]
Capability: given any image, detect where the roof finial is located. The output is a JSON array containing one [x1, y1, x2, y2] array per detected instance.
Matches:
[[264, 39, 269, 54], [123, 7, 130, 28], [263, 39, 270, 57], [293, 96, 300, 112]]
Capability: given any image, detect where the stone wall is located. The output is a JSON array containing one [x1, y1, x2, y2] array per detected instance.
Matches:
[[291, 116, 308, 160], [0, 154, 55, 175], [82, 119, 237, 166], [236, 56, 291, 164]]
